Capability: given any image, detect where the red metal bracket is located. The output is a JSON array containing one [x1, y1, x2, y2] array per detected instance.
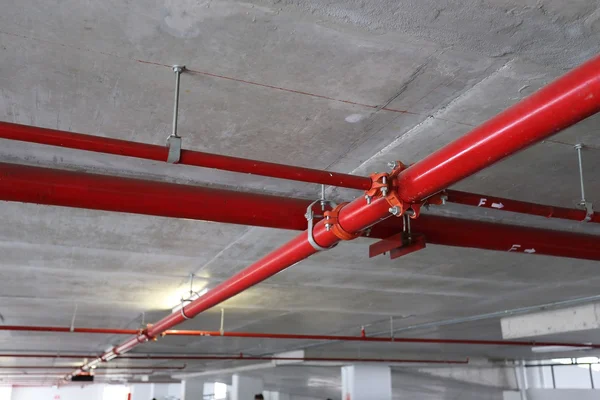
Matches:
[[365, 162, 422, 218], [324, 202, 361, 241], [369, 233, 426, 259]]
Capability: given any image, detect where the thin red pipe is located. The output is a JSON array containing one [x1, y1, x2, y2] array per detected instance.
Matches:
[[397, 54, 600, 203], [0, 121, 370, 191], [0, 365, 185, 370], [445, 189, 600, 223], [1, 326, 599, 349], [1, 163, 598, 261], [0, 357, 467, 366]]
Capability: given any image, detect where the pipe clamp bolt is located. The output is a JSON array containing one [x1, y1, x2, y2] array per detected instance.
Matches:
[[389, 206, 400, 216]]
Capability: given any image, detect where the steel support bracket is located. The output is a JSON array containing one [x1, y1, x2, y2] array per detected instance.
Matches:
[[166, 64, 185, 164], [369, 232, 426, 259], [305, 199, 337, 251], [166, 135, 182, 164], [582, 201, 594, 222]]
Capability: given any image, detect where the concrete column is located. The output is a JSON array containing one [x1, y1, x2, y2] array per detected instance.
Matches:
[[264, 392, 291, 400], [152, 383, 181, 399], [342, 365, 391, 400], [231, 374, 264, 400], [131, 384, 154, 400], [181, 380, 205, 400]]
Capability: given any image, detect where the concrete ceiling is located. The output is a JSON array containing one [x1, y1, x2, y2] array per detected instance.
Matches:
[[1, 0, 600, 397]]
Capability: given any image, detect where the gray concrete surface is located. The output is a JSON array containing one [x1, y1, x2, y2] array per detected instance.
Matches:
[[0, 0, 599, 398]]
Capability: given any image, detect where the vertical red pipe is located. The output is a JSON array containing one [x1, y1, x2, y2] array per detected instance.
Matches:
[[397, 54, 600, 203]]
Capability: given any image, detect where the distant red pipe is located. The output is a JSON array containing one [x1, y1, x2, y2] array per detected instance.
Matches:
[[1, 163, 599, 261], [0, 357, 467, 365], [0, 365, 185, 370], [445, 190, 600, 223], [397, 54, 600, 203], [1, 325, 599, 349], [0, 121, 370, 191]]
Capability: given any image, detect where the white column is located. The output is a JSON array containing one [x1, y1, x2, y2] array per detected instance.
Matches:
[[153, 383, 180, 399], [181, 380, 205, 400], [264, 392, 291, 400], [231, 374, 264, 400], [131, 384, 154, 400], [342, 365, 391, 400]]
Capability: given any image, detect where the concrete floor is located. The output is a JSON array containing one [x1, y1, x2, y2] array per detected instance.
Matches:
[[0, 0, 599, 398]]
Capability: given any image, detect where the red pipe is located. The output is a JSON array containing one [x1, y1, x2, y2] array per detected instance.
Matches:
[[2, 122, 598, 225], [1, 163, 598, 261], [0, 365, 185, 370], [445, 189, 600, 223], [0, 121, 370, 191], [0, 357, 467, 365], [397, 54, 600, 203], [386, 214, 600, 261], [0, 162, 310, 231], [1, 326, 599, 349]]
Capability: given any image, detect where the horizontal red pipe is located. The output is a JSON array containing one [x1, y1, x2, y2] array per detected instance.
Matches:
[[0, 121, 370, 191], [397, 54, 600, 203], [1, 325, 599, 349], [1, 163, 598, 261], [445, 189, 600, 223], [0, 162, 310, 231], [392, 214, 600, 261], [0, 356, 467, 365], [0, 365, 185, 370]]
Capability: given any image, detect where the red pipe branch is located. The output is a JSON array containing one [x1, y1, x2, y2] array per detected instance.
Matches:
[[0, 325, 599, 349], [445, 190, 600, 223], [0, 121, 370, 191], [397, 54, 600, 203]]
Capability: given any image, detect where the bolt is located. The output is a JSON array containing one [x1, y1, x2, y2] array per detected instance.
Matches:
[[387, 161, 397, 169], [325, 224, 331, 231], [441, 194, 448, 205], [365, 195, 372, 205], [381, 187, 388, 196], [389, 206, 400, 216], [172, 65, 185, 73]]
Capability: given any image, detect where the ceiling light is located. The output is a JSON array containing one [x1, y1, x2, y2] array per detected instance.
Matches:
[[531, 345, 593, 353]]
